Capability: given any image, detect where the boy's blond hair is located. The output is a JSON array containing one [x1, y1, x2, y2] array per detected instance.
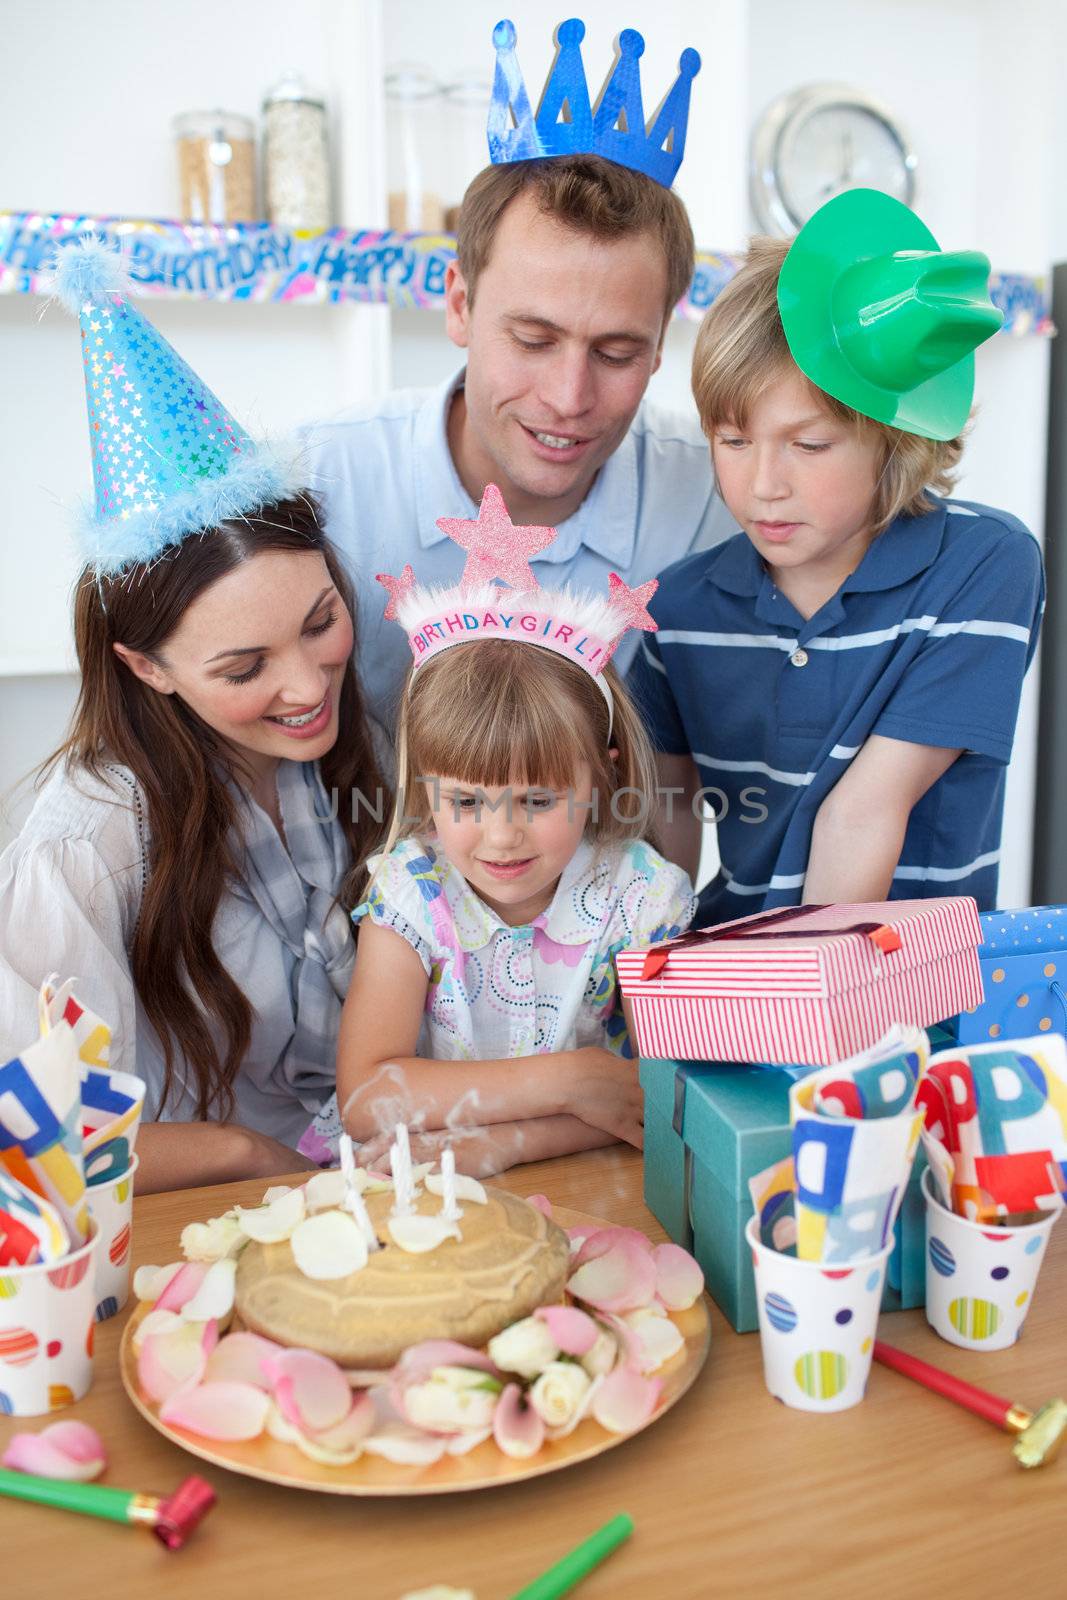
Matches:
[[692, 236, 964, 533]]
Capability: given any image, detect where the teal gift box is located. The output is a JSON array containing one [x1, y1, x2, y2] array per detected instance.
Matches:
[[641, 1058, 927, 1332], [948, 906, 1067, 1045]]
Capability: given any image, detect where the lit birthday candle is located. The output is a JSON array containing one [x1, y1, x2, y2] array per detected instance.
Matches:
[[440, 1146, 461, 1222]]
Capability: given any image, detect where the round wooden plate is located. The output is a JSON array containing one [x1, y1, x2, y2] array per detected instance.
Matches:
[[119, 1205, 711, 1496]]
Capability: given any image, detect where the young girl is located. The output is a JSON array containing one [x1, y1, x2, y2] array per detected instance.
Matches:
[[302, 493, 696, 1174]]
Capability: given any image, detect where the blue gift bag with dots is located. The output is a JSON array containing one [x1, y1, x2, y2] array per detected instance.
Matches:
[[950, 906, 1067, 1045]]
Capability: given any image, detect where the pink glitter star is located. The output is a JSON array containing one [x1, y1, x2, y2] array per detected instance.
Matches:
[[436, 483, 556, 591], [376, 564, 417, 621], [607, 571, 658, 634]]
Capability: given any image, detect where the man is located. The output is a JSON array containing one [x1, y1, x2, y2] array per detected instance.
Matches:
[[306, 153, 736, 723]]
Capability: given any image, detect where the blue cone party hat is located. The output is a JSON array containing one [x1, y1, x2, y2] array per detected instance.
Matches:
[[51, 237, 303, 575]]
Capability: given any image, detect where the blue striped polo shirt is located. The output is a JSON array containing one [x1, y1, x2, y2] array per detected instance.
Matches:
[[627, 497, 1045, 924]]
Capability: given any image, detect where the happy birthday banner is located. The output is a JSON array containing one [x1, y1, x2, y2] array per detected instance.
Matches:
[[0, 212, 1052, 334]]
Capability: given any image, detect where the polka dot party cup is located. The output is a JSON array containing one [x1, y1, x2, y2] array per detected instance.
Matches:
[[922, 1167, 1059, 1350], [745, 1217, 893, 1412], [0, 1222, 99, 1416], [85, 1153, 138, 1323]]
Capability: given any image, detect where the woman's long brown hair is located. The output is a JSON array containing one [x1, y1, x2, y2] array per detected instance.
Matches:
[[45, 496, 388, 1120]]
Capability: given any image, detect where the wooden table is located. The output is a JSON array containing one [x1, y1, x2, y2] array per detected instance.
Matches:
[[2, 1148, 1064, 1599]]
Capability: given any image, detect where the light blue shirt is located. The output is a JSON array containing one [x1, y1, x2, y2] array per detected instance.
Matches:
[[303, 368, 736, 725]]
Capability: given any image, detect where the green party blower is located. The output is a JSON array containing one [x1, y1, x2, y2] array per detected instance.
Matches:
[[0, 1466, 215, 1548], [508, 1514, 634, 1599]]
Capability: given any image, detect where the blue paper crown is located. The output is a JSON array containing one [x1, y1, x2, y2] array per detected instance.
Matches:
[[488, 17, 700, 190]]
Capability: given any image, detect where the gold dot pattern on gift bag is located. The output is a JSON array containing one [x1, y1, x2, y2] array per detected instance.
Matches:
[[989, 1024, 1002, 1038], [1045, 962, 1057, 977], [1017, 993, 1030, 1008], [1040, 1018, 1052, 1031], [991, 968, 1005, 983]]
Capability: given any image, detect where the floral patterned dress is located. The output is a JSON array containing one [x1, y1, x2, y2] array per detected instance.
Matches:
[[300, 835, 695, 1158]]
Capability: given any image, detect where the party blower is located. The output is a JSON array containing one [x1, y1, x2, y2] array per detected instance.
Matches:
[[874, 1341, 1067, 1468], [0, 1468, 216, 1546]]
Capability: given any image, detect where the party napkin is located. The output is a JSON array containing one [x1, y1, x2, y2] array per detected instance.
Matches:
[[749, 1025, 929, 1264], [0, 1021, 89, 1243], [40, 976, 144, 1188], [0, 1171, 70, 1266], [917, 1034, 1067, 1221]]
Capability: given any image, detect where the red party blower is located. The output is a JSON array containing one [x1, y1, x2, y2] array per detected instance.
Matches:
[[873, 1340, 1067, 1468]]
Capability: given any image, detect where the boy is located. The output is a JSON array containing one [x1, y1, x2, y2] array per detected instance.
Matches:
[[629, 189, 1044, 923]]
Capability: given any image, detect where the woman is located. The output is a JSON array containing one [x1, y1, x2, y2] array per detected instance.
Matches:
[[0, 240, 387, 1190]]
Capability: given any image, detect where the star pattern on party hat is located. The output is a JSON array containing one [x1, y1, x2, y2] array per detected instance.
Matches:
[[436, 483, 556, 590], [51, 237, 302, 575], [376, 564, 417, 621]]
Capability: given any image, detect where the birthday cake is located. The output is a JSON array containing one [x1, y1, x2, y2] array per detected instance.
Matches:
[[234, 1182, 571, 1369]]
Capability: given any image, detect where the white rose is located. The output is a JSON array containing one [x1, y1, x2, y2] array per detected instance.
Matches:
[[579, 1327, 619, 1378], [528, 1361, 592, 1429], [403, 1366, 501, 1434], [180, 1212, 245, 1263], [487, 1316, 560, 1379]]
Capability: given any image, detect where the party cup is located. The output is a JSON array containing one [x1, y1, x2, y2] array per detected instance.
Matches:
[[746, 1216, 893, 1412], [86, 1153, 138, 1322], [0, 1222, 99, 1416], [922, 1168, 1059, 1350]]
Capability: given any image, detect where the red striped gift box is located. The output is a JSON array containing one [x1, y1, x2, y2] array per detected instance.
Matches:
[[616, 898, 984, 1066]]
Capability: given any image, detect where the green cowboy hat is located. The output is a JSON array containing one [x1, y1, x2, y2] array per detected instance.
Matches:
[[777, 188, 1003, 441]]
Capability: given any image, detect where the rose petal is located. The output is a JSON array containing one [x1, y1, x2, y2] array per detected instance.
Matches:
[[387, 1214, 461, 1254], [573, 1226, 655, 1269], [137, 1319, 217, 1404], [525, 1193, 553, 1218], [444, 1426, 492, 1456], [492, 1383, 545, 1460], [179, 1258, 237, 1325], [314, 1390, 376, 1451], [591, 1365, 662, 1433], [133, 1262, 184, 1303], [392, 1340, 499, 1389], [567, 1238, 658, 1313], [267, 1391, 375, 1465], [566, 1224, 598, 1255], [204, 1330, 284, 1389], [290, 1211, 369, 1280], [303, 1171, 348, 1212], [652, 1243, 704, 1311], [596, 1313, 643, 1371], [361, 1424, 450, 1465], [2, 1421, 107, 1481], [131, 1307, 183, 1353], [623, 1307, 685, 1373], [533, 1304, 600, 1356], [153, 1262, 208, 1313], [160, 1380, 271, 1441], [424, 1172, 488, 1206], [266, 1348, 353, 1433], [237, 1187, 306, 1244]]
